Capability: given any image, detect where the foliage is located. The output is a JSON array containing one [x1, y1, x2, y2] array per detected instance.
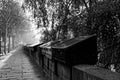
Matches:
[[0, 0, 29, 54], [0, 0, 27, 36]]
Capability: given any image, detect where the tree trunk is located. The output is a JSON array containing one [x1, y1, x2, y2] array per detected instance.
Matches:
[[12, 36, 14, 49], [8, 35, 10, 53], [0, 31, 1, 55], [4, 27, 7, 55], [4, 36, 6, 55]]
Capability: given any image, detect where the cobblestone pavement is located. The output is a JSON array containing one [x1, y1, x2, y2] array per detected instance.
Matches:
[[0, 47, 47, 80]]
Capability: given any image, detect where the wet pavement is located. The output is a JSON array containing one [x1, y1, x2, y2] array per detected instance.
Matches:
[[0, 47, 47, 80]]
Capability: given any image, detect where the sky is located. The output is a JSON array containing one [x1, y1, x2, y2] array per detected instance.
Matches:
[[14, 0, 24, 6]]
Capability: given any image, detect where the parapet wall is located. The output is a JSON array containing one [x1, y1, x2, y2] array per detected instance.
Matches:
[[72, 65, 120, 80]]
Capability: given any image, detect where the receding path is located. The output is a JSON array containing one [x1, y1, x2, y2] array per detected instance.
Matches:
[[0, 46, 47, 80]]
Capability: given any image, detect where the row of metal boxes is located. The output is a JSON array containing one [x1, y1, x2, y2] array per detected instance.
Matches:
[[23, 43, 43, 65], [24, 34, 98, 80], [52, 35, 97, 65], [40, 41, 61, 79]]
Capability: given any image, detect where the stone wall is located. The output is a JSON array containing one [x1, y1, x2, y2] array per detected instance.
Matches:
[[72, 65, 120, 80]]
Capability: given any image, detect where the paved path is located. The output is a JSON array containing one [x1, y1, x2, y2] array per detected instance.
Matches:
[[0, 47, 47, 80]]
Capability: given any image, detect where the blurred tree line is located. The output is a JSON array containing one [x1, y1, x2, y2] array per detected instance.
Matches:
[[23, 0, 120, 72], [0, 0, 28, 55]]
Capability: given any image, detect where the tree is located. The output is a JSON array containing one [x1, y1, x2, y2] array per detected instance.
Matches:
[[0, 0, 28, 53], [23, 0, 86, 41]]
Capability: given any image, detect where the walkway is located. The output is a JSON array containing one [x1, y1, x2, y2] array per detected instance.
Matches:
[[0, 46, 47, 80]]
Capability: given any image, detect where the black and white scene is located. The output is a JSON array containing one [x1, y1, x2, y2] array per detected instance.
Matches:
[[0, 0, 120, 80]]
